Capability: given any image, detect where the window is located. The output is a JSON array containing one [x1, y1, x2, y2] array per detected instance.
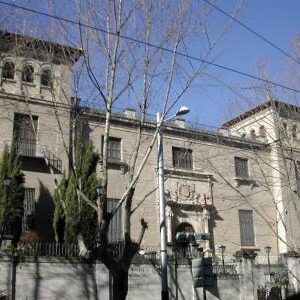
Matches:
[[22, 188, 35, 231], [259, 125, 266, 137], [295, 162, 300, 185], [239, 210, 255, 247], [250, 129, 256, 140], [107, 198, 122, 241], [241, 133, 246, 139], [235, 157, 249, 178], [102, 137, 121, 161], [172, 147, 193, 170], [13, 113, 38, 156], [41, 68, 52, 87], [22, 65, 34, 83], [292, 125, 297, 139], [282, 122, 287, 136], [2, 61, 15, 79]]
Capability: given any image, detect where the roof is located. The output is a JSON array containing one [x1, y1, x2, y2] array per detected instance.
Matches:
[[222, 100, 300, 128], [0, 30, 83, 64]]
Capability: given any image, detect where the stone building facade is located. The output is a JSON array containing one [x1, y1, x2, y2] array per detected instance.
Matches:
[[0, 31, 299, 265]]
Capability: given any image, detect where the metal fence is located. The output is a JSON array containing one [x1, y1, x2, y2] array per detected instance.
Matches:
[[18, 242, 79, 257], [14, 242, 237, 275]]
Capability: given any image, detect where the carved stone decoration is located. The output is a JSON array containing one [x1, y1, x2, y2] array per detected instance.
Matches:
[[178, 183, 195, 200]]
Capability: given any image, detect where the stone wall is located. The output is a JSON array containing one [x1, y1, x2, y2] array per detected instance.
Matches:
[[0, 255, 297, 300]]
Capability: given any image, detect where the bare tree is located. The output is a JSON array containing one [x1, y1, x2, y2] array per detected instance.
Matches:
[[0, 0, 244, 298]]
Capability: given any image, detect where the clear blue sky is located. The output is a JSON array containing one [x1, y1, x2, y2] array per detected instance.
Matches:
[[187, 0, 300, 128]]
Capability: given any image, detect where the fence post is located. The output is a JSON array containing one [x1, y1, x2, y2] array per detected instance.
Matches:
[[239, 257, 255, 300]]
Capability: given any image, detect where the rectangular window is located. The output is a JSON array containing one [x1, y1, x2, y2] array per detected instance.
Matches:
[[235, 157, 249, 178], [107, 198, 122, 241], [295, 162, 300, 184], [172, 147, 193, 170], [13, 113, 38, 157], [102, 137, 121, 161], [239, 209, 255, 247], [22, 188, 35, 231]]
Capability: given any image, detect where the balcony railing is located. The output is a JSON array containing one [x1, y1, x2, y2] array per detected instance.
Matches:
[[15, 140, 41, 157], [13, 140, 62, 173]]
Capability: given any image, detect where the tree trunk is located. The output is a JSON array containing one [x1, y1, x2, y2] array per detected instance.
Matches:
[[111, 268, 129, 300]]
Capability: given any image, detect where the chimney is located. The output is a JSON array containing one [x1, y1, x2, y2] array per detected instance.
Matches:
[[174, 118, 185, 128], [123, 107, 136, 119]]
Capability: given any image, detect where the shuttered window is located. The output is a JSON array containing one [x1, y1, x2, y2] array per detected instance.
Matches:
[[172, 147, 193, 170], [235, 157, 249, 178], [22, 188, 35, 231], [14, 113, 38, 156], [107, 198, 122, 241], [239, 210, 255, 247]]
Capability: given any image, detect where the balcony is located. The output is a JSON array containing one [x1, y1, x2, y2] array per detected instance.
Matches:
[[12, 140, 62, 173]]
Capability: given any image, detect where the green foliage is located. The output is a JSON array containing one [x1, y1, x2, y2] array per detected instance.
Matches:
[[0, 144, 25, 242], [53, 142, 100, 248]]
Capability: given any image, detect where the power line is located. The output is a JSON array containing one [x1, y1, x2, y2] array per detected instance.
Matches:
[[1, 0, 300, 94], [201, 0, 300, 65]]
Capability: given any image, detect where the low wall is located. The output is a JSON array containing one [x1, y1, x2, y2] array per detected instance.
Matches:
[[0, 255, 297, 300]]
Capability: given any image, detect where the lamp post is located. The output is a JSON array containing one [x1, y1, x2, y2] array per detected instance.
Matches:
[[264, 246, 271, 278], [218, 245, 226, 274], [157, 106, 190, 300], [3, 175, 12, 239]]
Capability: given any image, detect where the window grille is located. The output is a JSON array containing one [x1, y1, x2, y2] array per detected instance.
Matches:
[[107, 198, 122, 241], [239, 210, 255, 247], [235, 157, 249, 178], [22, 188, 35, 231], [13, 113, 38, 157], [102, 137, 121, 161], [2, 61, 15, 79], [172, 147, 193, 170]]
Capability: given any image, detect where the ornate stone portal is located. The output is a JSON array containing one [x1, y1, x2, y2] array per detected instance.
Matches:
[[164, 174, 214, 252]]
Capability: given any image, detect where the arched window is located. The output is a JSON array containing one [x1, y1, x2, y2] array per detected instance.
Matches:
[[2, 61, 15, 79], [41, 69, 52, 87], [176, 222, 195, 234], [241, 133, 246, 139], [292, 124, 297, 139], [22, 65, 34, 83], [259, 125, 266, 137], [282, 122, 287, 136], [250, 129, 256, 140]]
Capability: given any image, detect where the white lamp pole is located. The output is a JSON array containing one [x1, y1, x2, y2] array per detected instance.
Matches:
[[157, 106, 189, 300]]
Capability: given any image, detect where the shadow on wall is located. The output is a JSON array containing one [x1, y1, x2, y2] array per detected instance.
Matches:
[[34, 181, 55, 241], [13, 258, 100, 300]]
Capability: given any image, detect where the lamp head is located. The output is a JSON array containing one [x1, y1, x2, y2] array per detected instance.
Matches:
[[264, 246, 271, 254], [4, 175, 12, 187], [176, 106, 190, 117], [218, 244, 226, 253]]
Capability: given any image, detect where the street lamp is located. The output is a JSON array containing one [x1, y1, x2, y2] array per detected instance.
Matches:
[[4, 175, 12, 188], [264, 246, 271, 277], [218, 245, 226, 274], [157, 106, 190, 300]]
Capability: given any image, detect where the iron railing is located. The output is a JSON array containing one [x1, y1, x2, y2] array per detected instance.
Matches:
[[13, 140, 62, 173], [18, 242, 79, 257]]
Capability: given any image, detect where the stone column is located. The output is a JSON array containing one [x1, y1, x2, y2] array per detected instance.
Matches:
[[287, 256, 300, 293]]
